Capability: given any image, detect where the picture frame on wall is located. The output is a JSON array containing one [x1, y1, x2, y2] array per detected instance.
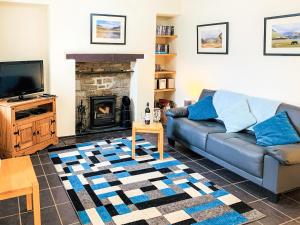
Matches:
[[264, 13, 300, 56], [90, 14, 126, 45], [197, 22, 229, 54]]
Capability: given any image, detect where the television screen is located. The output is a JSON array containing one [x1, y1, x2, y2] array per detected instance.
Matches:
[[0, 60, 44, 98]]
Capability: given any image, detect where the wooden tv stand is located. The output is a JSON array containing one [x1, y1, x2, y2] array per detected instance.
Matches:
[[0, 97, 58, 158]]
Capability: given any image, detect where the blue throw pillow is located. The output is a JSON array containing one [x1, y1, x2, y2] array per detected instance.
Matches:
[[188, 96, 218, 121], [253, 111, 300, 146]]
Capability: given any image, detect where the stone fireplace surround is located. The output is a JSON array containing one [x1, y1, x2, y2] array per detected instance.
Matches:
[[66, 54, 144, 134], [75, 61, 131, 130]]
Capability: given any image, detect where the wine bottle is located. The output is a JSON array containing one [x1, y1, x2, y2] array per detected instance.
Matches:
[[145, 102, 151, 125]]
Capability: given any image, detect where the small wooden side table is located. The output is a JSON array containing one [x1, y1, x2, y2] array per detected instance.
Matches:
[[0, 156, 40, 225], [132, 122, 164, 160]]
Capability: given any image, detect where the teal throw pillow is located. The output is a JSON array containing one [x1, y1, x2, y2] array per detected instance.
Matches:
[[187, 96, 218, 121], [253, 111, 300, 146]]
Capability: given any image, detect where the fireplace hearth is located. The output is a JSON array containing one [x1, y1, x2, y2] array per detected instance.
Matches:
[[90, 96, 116, 129]]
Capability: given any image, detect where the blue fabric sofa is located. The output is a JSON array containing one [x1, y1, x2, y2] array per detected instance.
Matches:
[[166, 89, 300, 202]]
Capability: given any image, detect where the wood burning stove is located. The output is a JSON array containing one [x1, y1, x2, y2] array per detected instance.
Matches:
[[90, 96, 116, 129]]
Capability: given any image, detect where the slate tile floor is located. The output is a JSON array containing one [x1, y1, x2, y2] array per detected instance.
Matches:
[[1, 130, 300, 225]]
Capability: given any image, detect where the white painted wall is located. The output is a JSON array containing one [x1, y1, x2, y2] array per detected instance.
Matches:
[[0, 2, 49, 90], [175, 0, 300, 107], [47, 0, 181, 136], [0, 0, 181, 137], [8, 0, 299, 136]]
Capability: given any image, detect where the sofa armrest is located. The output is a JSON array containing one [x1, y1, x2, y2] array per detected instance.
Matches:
[[263, 155, 300, 194], [266, 144, 300, 165], [165, 107, 188, 118]]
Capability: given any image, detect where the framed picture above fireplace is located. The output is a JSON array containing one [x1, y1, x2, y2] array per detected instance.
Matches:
[[90, 13, 126, 45]]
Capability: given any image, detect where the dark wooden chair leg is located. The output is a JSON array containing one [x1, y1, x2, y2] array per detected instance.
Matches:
[[268, 193, 280, 203], [168, 138, 175, 147]]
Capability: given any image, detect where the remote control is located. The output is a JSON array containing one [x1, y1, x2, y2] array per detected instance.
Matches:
[[41, 93, 56, 97]]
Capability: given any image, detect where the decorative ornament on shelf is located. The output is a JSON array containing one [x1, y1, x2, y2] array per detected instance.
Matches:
[[153, 108, 161, 122], [76, 100, 87, 135], [144, 102, 151, 125]]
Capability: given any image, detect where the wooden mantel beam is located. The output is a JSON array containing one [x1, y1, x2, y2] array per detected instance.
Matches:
[[66, 54, 144, 63]]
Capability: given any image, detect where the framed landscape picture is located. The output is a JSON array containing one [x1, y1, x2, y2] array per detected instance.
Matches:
[[90, 14, 126, 45], [264, 13, 300, 56], [197, 22, 229, 54]]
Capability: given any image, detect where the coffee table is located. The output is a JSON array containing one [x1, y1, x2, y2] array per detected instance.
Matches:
[[131, 121, 164, 160], [0, 156, 40, 225]]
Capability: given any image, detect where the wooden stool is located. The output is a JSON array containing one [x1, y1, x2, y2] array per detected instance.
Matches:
[[0, 156, 40, 225], [131, 122, 164, 160]]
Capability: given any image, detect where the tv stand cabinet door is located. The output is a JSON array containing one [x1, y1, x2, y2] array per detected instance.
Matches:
[[14, 123, 36, 151], [36, 117, 53, 143]]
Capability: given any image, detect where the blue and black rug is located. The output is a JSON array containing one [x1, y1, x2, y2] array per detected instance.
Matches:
[[49, 136, 264, 225]]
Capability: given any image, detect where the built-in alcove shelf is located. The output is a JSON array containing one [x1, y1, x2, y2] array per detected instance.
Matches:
[[155, 70, 176, 75], [156, 35, 177, 39], [154, 15, 177, 103], [155, 53, 177, 57], [154, 15, 177, 125], [155, 88, 176, 93]]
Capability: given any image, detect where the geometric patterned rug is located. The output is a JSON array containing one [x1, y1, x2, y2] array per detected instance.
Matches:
[[49, 136, 265, 225]]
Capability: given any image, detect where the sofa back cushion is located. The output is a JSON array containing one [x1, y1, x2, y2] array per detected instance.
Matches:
[[247, 96, 281, 131], [199, 89, 215, 101], [213, 90, 249, 120], [277, 103, 300, 135], [221, 103, 256, 133], [199, 89, 300, 136]]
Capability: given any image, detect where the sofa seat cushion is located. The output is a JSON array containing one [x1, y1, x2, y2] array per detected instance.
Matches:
[[206, 132, 267, 178], [173, 118, 226, 150], [266, 144, 300, 165]]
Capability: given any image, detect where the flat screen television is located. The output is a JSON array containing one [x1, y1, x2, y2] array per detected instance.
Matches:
[[0, 60, 44, 101]]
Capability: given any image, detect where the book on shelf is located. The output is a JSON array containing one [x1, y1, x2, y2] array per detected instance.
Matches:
[[155, 44, 169, 54], [155, 70, 175, 73], [156, 25, 175, 36], [167, 78, 175, 89], [154, 79, 158, 89], [158, 79, 167, 89], [155, 64, 161, 71]]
